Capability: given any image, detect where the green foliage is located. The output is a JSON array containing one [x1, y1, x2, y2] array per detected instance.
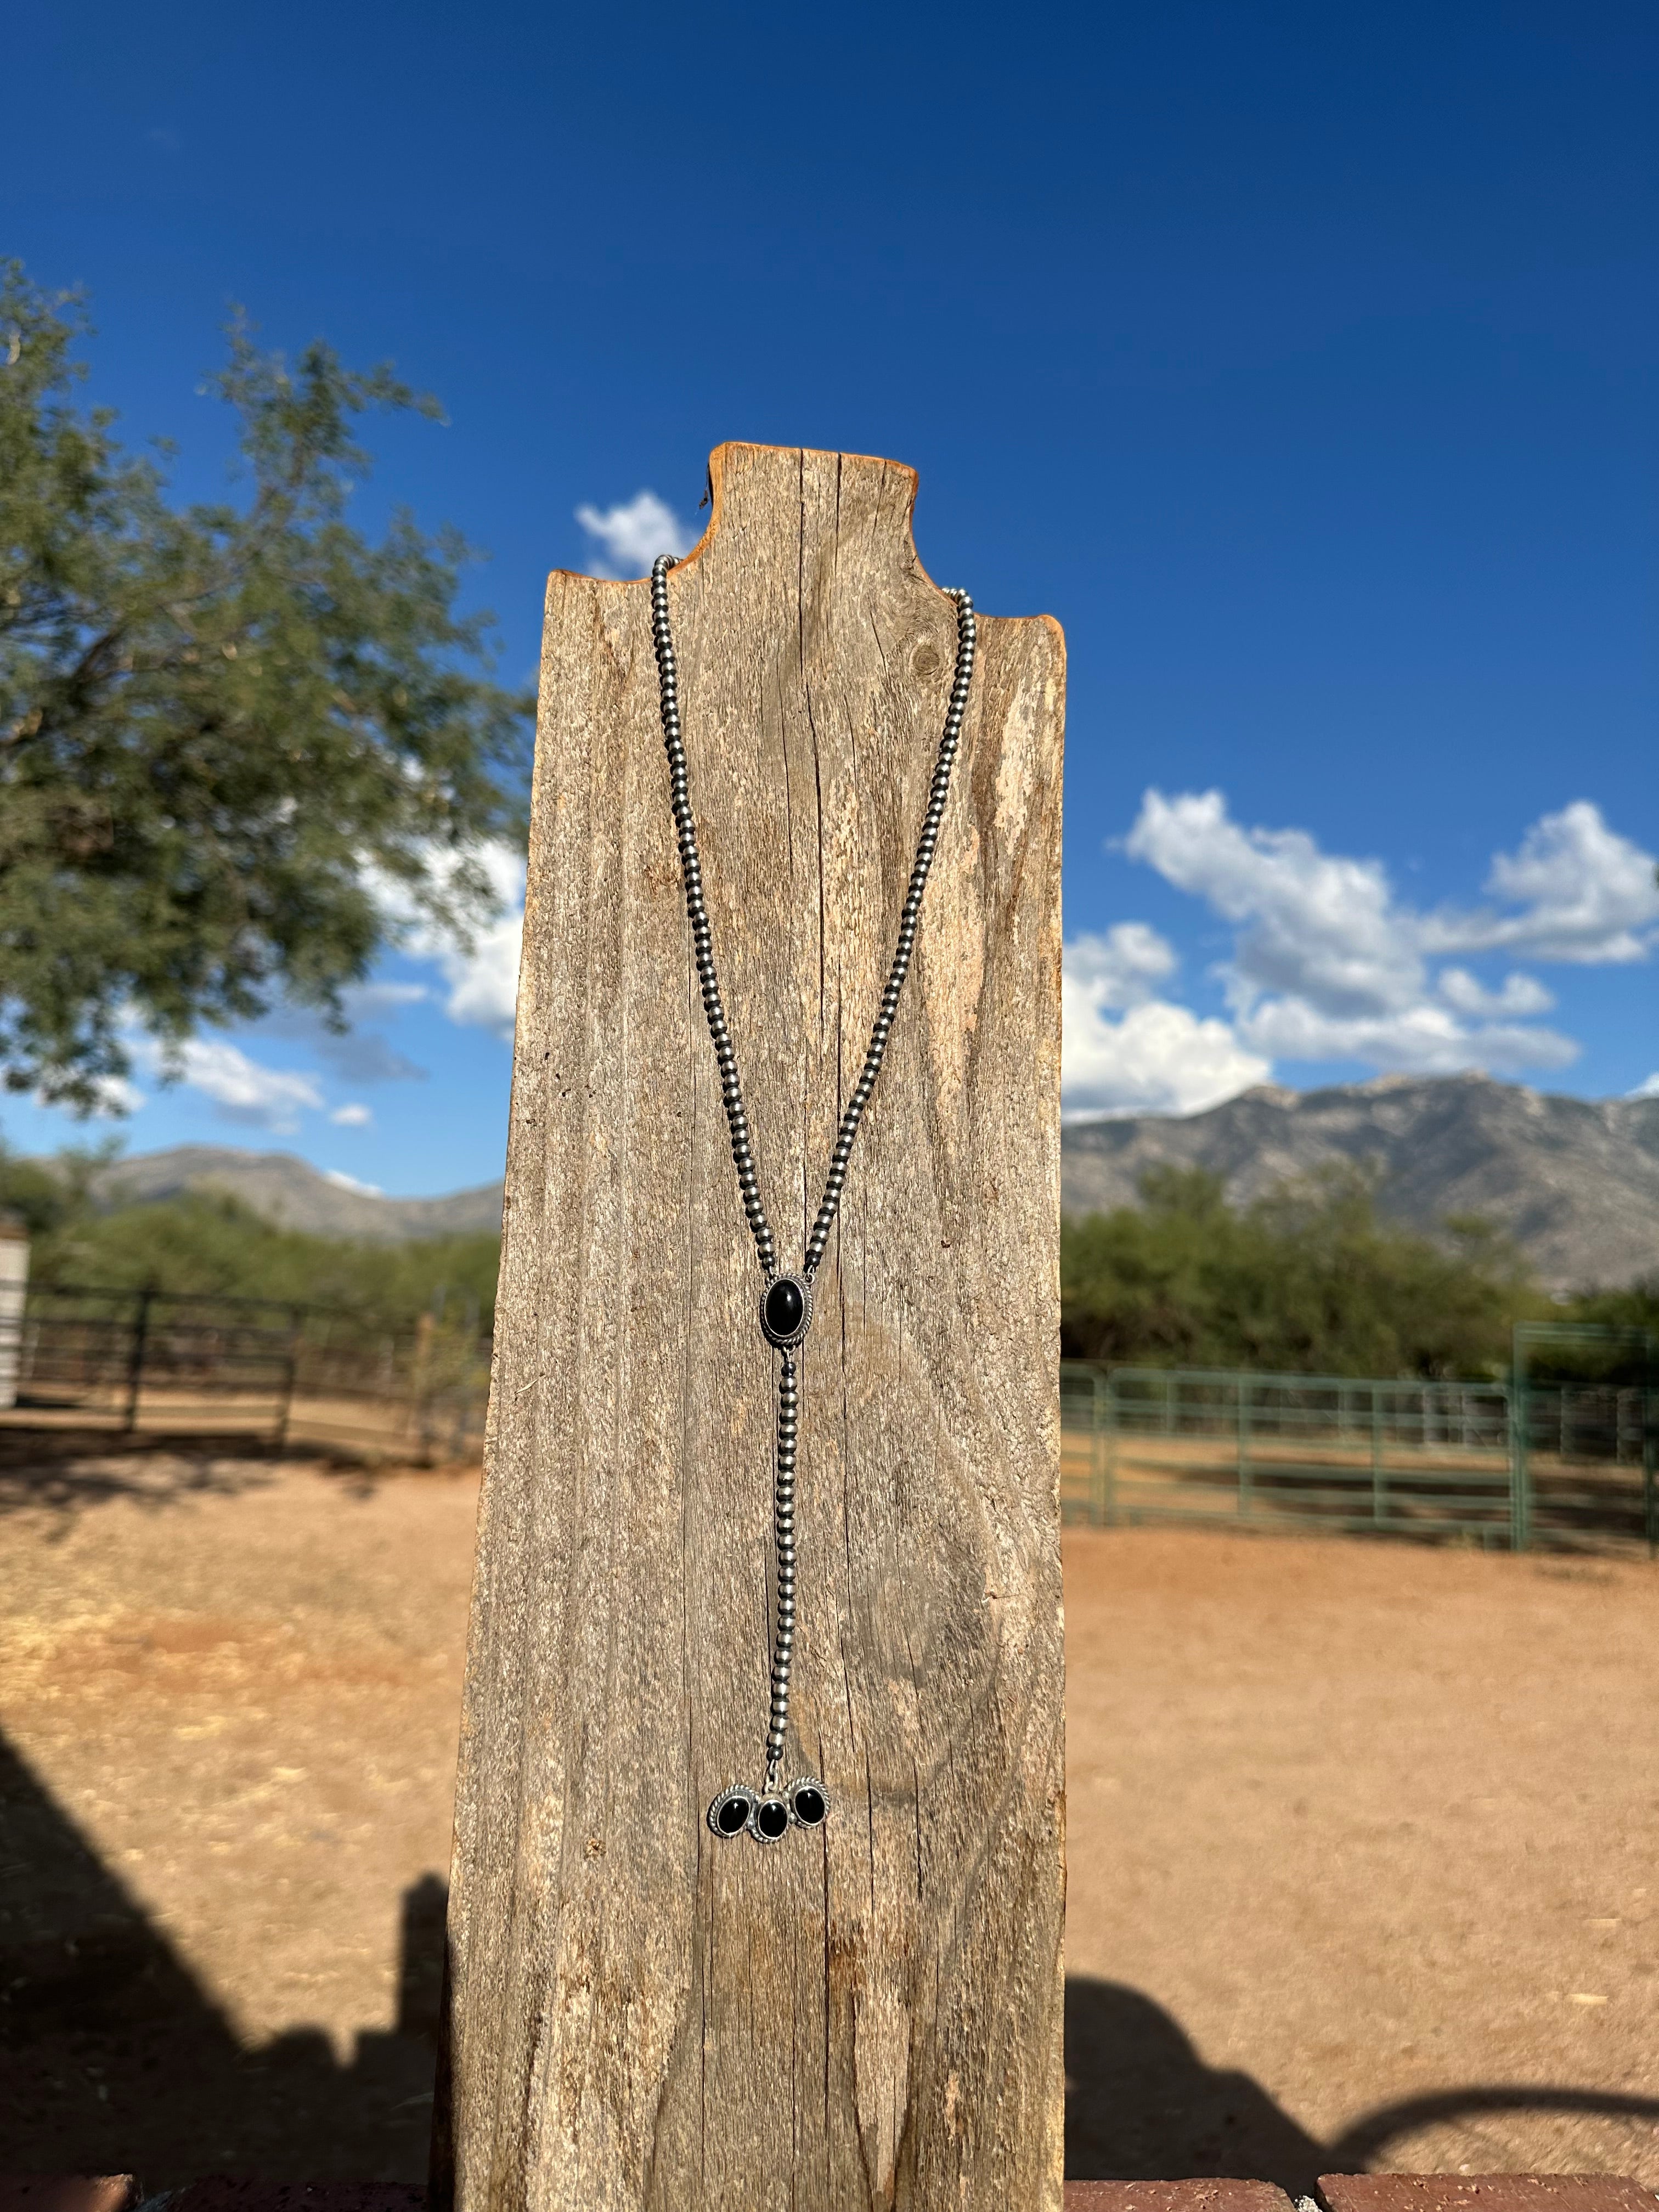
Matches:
[[1061, 1164, 1544, 1379], [1, 1154, 501, 1332], [1564, 1277, 1659, 1342], [0, 262, 532, 1109], [0, 1138, 122, 1238], [1521, 1279, 1659, 1385]]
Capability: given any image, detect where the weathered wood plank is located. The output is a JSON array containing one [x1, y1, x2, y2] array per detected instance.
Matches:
[[435, 443, 1066, 2212]]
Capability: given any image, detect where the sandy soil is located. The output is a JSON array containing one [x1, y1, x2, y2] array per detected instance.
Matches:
[[1064, 1525, 1659, 2189], [0, 1442, 473, 2180], [1, 1440, 1655, 2187]]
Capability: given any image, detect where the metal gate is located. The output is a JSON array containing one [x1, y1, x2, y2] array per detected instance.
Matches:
[[1061, 1343, 1657, 1554], [3, 1282, 492, 1461]]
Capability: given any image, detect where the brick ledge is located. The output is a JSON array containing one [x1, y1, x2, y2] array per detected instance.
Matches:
[[3, 2177, 1652, 2212]]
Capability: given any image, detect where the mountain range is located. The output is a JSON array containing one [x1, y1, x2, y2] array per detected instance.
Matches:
[[1061, 1073, 1659, 1291], [62, 1074, 1659, 1290], [86, 1146, 505, 1243]]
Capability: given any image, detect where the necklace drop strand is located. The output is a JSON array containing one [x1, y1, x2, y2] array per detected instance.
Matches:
[[650, 555, 975, 1846]]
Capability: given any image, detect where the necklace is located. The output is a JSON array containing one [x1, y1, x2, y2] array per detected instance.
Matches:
[[649, 554, 977, 1847]]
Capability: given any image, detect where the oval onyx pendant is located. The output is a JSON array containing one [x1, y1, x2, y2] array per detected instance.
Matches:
[[708, 1785, 756, 1838], [751, 1795, 791, 1843], [787, 1776, 829, 1830], [759, 1271, 812, 1350]]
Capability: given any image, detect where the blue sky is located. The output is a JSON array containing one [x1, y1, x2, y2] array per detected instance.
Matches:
[[4, 2, 1656, 1195]]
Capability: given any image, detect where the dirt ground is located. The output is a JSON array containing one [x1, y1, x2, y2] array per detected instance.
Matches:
[[1, 1439, 1655, 2188], [1064, 1523, 1659, 2188]]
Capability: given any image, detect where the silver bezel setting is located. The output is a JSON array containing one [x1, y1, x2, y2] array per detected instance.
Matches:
[[759, 1271, 813, 1350], [786, 1775, 830, 1829], [709, 1784, 757, 1839], [749, 1793, 793, 1844]]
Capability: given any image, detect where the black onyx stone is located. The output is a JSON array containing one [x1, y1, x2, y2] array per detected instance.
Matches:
[[715, 1795, 751, 1836], [762, 1276, 806, 1345], [791, 1786, 827, 1827], [754, 1797, 790, 1841]]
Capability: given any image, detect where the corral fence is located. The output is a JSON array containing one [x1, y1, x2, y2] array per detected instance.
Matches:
[[1062, 1333, 1658, 1555], [0, 1281, 492, 1461], [6, 1282, 1653, 1536]]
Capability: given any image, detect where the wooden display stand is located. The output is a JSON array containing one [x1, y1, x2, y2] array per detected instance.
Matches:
[[432, 443, 1066, 2212]]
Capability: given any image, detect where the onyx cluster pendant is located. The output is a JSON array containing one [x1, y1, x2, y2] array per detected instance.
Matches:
[[708, 1776, 830, 1845]]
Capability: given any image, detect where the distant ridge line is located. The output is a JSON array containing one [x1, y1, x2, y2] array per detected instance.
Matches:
[[81, 1143, 505, 1244], [36, 1071, 1659, 1288], [1061, 1072, 1659, 1292]]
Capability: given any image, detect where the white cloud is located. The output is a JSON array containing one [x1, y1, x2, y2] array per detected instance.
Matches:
[[371, 841, 524, 1039], [575, 491, 697, 580], [324, 1167, 383, 1195], [82, 1074, 146, 1117], [1120, 788, 1636, 1079], [1063, 996, 1272, 1119], [1127, 789, 1422, 1019], [329, 1102, 373, 1127], [416, 844, 524, 1035], [1630, 1072, 1659, 1100], [1437, 967, 1555, 1018], [1235, 997, 1578, 1075], [1062, 928, 1269, 1116], [1064, 923, 1178, 1009], [1428, 802, 1659, 964], [131, 1036, 324, 1131]]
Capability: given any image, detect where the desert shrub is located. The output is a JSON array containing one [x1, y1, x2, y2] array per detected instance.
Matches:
[[19, 1178, 501, 1332], [1060, 1164, 1542, 1379]]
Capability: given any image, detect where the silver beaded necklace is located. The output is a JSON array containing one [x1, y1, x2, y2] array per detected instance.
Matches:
[[649, 554, 976, 1846]]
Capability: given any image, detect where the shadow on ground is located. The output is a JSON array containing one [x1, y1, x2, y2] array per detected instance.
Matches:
[[1064, 1977, 1659, 2195], [0, 1729, 444, 2181], [7, 1729, 1659, 2188], [0, 1429, 284, 1521], [0, 1429, 431, 1522]]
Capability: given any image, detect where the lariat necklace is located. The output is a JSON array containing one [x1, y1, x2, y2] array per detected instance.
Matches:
[[649, 555, 977, 1847]]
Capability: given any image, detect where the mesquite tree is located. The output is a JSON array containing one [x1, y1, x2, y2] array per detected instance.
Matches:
[[0, 262, 531, 1109]]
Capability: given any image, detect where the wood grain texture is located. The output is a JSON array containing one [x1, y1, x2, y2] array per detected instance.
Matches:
[[434, 443, 1065, 2212]]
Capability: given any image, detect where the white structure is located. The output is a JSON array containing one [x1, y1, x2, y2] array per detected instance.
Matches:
[[0, 1216, 29, 1410]]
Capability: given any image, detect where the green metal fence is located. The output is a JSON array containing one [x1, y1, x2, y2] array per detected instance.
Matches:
[[1060, 1357, 1658, 1554]]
